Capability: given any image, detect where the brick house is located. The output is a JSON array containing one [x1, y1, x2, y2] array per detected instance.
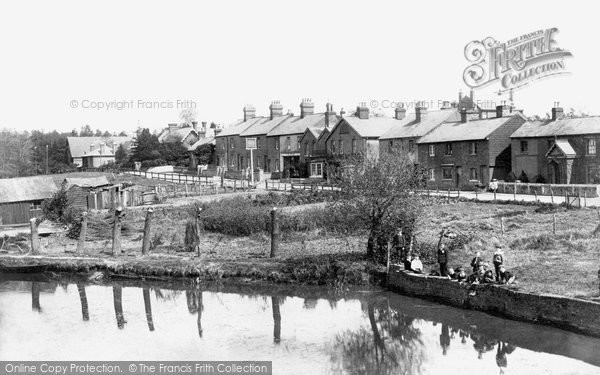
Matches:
[[417, 105, 527, 188], [511, 105, 600, 184], [379, 104, 460, 163], [157, 123, 199, 148], [214, 106, 265, 171], [267, 100, 338, 176], [325, 103, 400, 160], [299, 125, 332, 178]]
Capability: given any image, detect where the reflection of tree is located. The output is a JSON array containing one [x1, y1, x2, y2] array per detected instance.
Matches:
[[272, 296, 281, 344], [113, 286, 126, 329], [31, 282, 41, 312], [303, 298, 318, 310], [77, 284, 89, 321], [496, 341, 516, 374], [143, 288, 154, 331], [471, 333, 496, 360], [440, 324, 450, 355], [329, 300, 424, 375], [185, 288, 203, 337]]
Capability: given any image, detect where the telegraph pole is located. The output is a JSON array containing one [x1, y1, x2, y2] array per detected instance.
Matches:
[[45, 145, 49, 174]]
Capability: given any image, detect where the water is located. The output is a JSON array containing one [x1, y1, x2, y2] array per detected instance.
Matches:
[[1, 275, 599, 375]]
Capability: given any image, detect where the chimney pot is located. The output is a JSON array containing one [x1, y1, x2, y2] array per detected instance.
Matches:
[[269, 100, 284, 120], [551, 103, 564, 121], [356, 103, 369, 119], [243, 105, 256, 122], [415, 103, 428, 122], [395, 105, 406, 120], [460, 109, 468, 123], [300, 98, 315, 119]]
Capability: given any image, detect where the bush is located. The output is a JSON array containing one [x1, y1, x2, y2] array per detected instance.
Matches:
[[42, 187, 85, 239], [505, 171, 517, 182], [518, 171, 529, 183], [199, 197, 269, 236]]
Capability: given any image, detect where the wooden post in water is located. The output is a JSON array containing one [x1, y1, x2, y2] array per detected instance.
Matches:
[[113, 286, 125, 329], [475, 189, 478, 200], [112, 206, 123, 256], [29, 218, 39, 254], [31, 282, 41, 312], [77, 212, 88, 254], [584, 191, 587, 207], [77, 284, 89, 321], [270, 208, 280, 258], [143, 288, 154, 331], [553, 214, 557, 235], [184, 183, 188, 197], [142, 208, 154, 255], [272, 296, 281, 344]]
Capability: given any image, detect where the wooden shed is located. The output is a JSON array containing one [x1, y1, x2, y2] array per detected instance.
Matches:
[[0, 176, 58, 225], [63, 176, 117, 210]]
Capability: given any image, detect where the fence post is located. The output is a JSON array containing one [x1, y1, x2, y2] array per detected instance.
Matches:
[[234, 179, 237, 191], [112, 206, 123, 256], [265, 180, 268, 190], [500, 217, 505, 235], [584, 191, 587, 207], [142, 208, 154, 255], [29, 218, 40, 254], [550, 188, 554, 204], [578, 192, 582, 209], [270, 208, 280, 258], [552, 214, 557, 235], [565, 192, 568, 208], [77, 212, 88, 254], [184, 183, 188, 197], [457, 187, 460, 199], [475, 189, 478, 200], [534, 191, 538, 202]]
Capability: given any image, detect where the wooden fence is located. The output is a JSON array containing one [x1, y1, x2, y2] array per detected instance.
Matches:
[[125, 170, 214, 185]]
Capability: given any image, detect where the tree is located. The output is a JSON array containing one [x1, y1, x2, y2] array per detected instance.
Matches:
[[115, 143, 128, 165], [79, 124, 94, 137], [94, 129, 103, 136], [159, 142, 190, 166], [336, 151, 426, 264], [130, 128, 161, 162], [193, 143, 215, 165], [118, 131, 128, 137], [179, 108, 198, 125]]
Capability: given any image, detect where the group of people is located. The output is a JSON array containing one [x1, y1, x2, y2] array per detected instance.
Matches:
[[400, 229, 515, 285]]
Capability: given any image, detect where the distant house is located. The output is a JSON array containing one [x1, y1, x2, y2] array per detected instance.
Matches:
[[299, 123, 334, 178], [67, 137, 131, 167], [63, 176, 118, 210], [0, 176, 57, 225], [157, 123, 199, 148], [510, 105, 600, 184], [417, 105, 527, 188]]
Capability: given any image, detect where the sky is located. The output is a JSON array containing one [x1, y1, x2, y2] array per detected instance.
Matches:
[[0, 0, 597, 134]]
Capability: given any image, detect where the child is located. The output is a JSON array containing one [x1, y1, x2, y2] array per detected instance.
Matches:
[[497, 266, 516, 284], [456, 266, 467, 282], [471, 252, 482, 273], [493, 245, 504, 282]]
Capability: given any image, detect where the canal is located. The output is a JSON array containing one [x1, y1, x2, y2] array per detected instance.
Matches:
[[0, 275, 599, 374]]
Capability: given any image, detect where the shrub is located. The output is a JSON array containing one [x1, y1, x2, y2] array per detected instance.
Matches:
[[518, 171, 529, 183], [505, 171, 517, 182], [199, 197, 269, 236]]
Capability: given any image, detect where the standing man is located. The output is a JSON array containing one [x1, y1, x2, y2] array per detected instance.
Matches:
[[493, 244, 504, 282], [438, 243, 448, 277], [393, 228, 405, 263]]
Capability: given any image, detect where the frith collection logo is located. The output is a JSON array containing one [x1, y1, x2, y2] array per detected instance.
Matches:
[[463, 28, 573, 93]]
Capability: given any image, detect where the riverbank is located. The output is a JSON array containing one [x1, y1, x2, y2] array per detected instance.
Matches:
[[388, 265, 600, 338]]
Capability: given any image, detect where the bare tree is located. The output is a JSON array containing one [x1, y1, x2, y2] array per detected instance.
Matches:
[[179, 108, 198, 126]]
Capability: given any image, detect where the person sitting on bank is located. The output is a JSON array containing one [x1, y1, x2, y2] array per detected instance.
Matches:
[[493, 246, 504, 282], [482, 269, 495, 284], [497, 266, 516, 285], [446, 267, 457, 280], [403, 254, 412, 271], [410, 255, 423, 274], [467, 267, 485, 284], [456, 266, 468, 282], [471, 252, 482, 273]]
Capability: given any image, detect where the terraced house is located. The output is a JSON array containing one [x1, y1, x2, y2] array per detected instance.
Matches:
[[510, 104, 600, 184], [299, 116, 334, 178], [417, 105, 527, 188]]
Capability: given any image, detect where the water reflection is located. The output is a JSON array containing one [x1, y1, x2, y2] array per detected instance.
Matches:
[[1, 277, 600, 374]]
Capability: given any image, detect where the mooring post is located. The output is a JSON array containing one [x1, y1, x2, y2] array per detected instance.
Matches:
[[29, 218, 39, 254], [112, 206, 123, 256], [142, 208, 154, 255], [77, 212, 88, 254], [270, 207, 280, 258], [553, 213, 557, 235]]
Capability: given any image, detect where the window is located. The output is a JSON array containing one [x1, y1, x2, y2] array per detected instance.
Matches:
[[339, 140, 344, 154], [275, 159, 280, 171], [256, 137, 261, 149], [331, 140, 337, 154], [30, 201, 42, 211], [285, 137, 291, 152], [264, 156, 268, 171], [310, 162, 324, 177], [408, 140, 414, 151], [587, 139, 597, 155], [389, 140, 394, 149], [221, 142, 225, 150], [275, 139, 280, 150], [352, 139, 357, 153], [311, 140, 315, 155], [470, 168, 478, 181], [297, 137, 301, 151], [304, 142, 309, 156], [230, 138, 234, 148], [428, 145, 435, 156], [469, 142, 477, 155], [588, 166, 599, 183], [445, 143, 453, 156], [428, 168, 435, 181], [442, 167, 453, 180], [520, 141, 528, 154]]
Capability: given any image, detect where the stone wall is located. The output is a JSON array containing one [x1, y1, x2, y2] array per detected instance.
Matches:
[[388, 265, 600, 337]]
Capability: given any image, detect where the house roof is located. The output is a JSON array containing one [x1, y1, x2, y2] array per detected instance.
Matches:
[[379, 109, 459, 140], [158, 126, 197, 143], [267, 113, 338, 137], [188, 137, 216, 151], [67, 137, 131, 158], [546, 139, 577, 158], [417, 115, 516, 144], [511, 116, 600, 138], [337, 116, 403, 138], [217, 117, 264, 137], [240, 115, 292, 137], [63, 176, 111, 189], [0, 176, 58, 204]]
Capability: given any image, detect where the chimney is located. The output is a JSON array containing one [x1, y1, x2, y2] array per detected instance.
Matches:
[[496, 100, 512, 118], [300, 98, 314, 119], [325, 102, 336, 127], [395, 104, 406, 120], [356, 102, 369, 120], [201, 121, 207, 131], [269, 100, 283, 120], [340, 108, 346, 117], [415, 102, 427, 122], [191, 121, 198, 131], [243, 105, 256, 122], [551, 102, 564, 121], [460, 108, 468, 123]]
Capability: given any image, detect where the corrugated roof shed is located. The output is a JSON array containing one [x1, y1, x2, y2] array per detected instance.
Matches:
[[417, 116, 512, 144], [511, 117, 600, 138], [67, 137, 131, 158], [379, 109, 459, 140], [240, 115, 292, 137], [0, 176, 58, 204], [63, 176, 111, 189]]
